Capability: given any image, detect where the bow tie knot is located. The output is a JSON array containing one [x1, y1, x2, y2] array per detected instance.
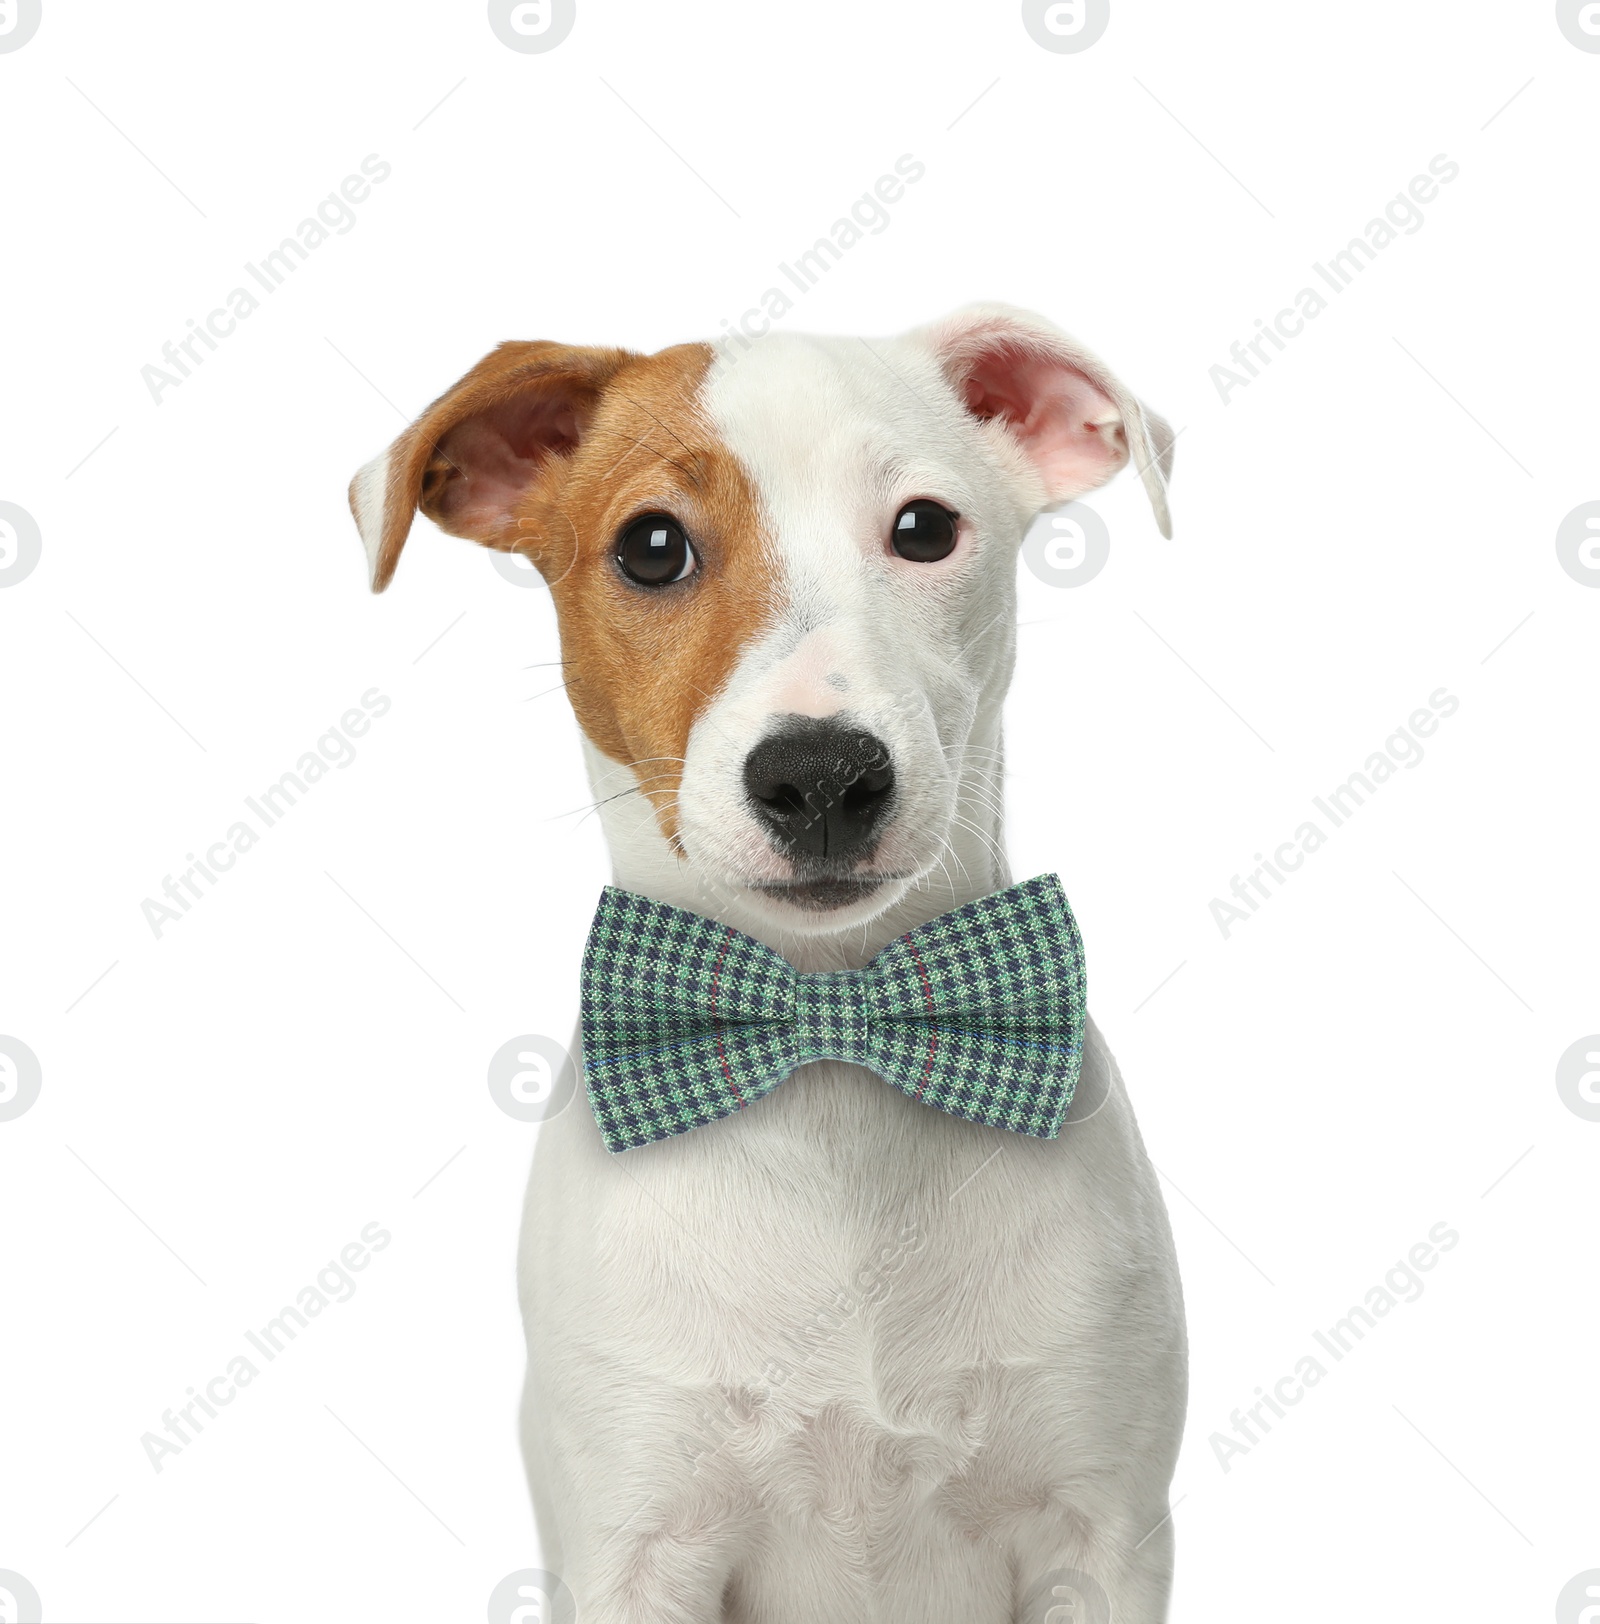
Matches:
[[580, 875, 1086, 1153], [791, 969, 872, 1061]]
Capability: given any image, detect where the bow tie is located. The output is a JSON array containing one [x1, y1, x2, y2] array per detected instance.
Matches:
[[579, 875, 1086, 1153]]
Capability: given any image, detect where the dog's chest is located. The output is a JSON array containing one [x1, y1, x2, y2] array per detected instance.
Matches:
[[535, 1032, 1177, 1530], [665, 1186, 1113, 1533]]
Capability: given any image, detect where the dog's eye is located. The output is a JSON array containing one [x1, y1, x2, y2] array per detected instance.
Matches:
[[890, 500, 959, 563], [615, 514, 697, 586]]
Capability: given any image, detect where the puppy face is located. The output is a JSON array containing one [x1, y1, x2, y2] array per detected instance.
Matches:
[[350, 305, 1172, 933]]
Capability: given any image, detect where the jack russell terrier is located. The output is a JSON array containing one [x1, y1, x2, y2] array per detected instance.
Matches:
[[349, 303, 1186, 1624]]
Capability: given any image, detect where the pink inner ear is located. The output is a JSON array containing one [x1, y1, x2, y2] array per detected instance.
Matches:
[[963, 342, 1128, 501], [429, 392, 584, 540]]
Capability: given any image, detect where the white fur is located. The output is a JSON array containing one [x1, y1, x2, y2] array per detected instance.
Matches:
[[350, 450, 391, 583], [515, 314, 1185, 1623]]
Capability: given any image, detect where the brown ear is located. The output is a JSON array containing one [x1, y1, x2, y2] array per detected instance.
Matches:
[[916, 303, 1174, 538], [347, 341, 634, 592]]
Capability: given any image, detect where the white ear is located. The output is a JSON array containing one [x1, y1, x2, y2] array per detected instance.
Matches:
[[916, 302, 1174, 537]]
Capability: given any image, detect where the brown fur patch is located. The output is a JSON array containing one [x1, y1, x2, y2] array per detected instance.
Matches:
[[517, 346, 778, 842], [383, 341, 778, 843]]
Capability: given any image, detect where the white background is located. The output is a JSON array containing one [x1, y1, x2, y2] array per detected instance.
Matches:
[[2, 1, 1597, 1619]]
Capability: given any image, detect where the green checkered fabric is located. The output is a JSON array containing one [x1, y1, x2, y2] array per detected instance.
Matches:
[[580, 875, 1086, 1153]]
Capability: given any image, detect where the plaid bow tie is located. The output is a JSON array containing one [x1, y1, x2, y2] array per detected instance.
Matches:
[[579, 875, 1086, 1153]]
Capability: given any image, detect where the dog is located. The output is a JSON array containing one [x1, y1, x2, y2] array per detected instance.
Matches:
[[349, 303, 1186, 1623]]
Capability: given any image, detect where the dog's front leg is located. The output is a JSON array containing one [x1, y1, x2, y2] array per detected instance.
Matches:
[[1008, 1503, 1176, 1624], [555, 1506, 745, 1624], [526, 1384, 758, 1624]]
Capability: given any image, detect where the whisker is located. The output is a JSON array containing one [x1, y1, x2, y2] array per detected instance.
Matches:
[[565, 771, 684, 832], [547, 785, 640, 823]]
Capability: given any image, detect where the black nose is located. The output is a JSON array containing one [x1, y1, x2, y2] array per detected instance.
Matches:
[[743, 719, 896, 863]]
